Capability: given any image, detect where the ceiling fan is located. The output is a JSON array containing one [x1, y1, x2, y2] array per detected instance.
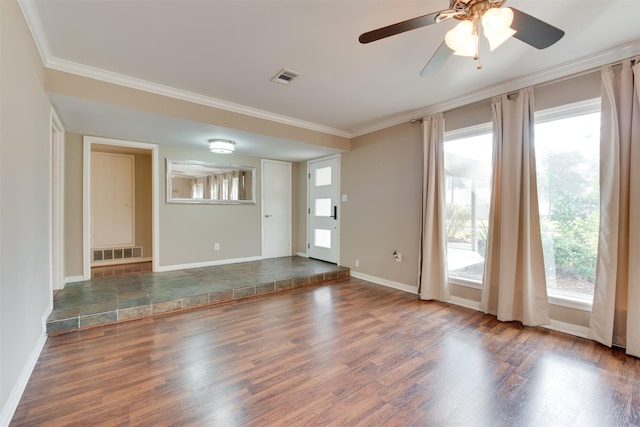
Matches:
[[359, 0, 564, 76]]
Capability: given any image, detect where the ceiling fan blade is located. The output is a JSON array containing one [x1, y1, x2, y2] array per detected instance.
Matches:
[[420, 41, 453, 77], [510, 7, 565, 49], [359, 11, 442, 44]]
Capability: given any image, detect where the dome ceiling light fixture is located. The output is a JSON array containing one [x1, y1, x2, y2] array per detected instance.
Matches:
[[359, 0, 564, 75], [208, 139, 236, 154]]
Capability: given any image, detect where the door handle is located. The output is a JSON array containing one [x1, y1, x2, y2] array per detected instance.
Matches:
[[265, 214, 273, 218], [331, 206, 337, 220]]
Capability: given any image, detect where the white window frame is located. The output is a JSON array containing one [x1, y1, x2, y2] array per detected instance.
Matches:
[[444, 122, 493, 289], [534, 97, 601, 312], [444, 98, 600, 306]]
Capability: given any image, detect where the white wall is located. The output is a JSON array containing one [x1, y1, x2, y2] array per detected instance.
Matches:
[[0, 0, 52, 423]]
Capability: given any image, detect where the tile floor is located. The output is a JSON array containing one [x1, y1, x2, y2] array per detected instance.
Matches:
[[47, 256, 349, 335]]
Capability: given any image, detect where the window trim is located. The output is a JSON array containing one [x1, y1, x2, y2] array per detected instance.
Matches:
[[444, 98, 602, 299], [449, 276, 483, 290], [445, 122, 492, 141], [535, 96, 601, 311], [534, 97, 600, 124], [548, 289, 593, 311], [444, 122, 493, 289]]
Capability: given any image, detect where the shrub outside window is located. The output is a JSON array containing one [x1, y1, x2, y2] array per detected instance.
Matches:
[[444, 127, 493, 285], [535, 100, 600, 303]]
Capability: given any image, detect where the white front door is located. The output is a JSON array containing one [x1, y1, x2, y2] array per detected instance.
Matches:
[[308, 156, 339, 264], [261, 159, 292, 259]]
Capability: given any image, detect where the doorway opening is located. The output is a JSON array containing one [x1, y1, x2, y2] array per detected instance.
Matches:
[[82, 136, 159, 280], [50, 109, 65, 293]]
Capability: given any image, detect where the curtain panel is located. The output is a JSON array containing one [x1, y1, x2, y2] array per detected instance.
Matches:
[[419, 113, 450, 301], [589, 59, 640, 356], [481, 88, 550, 326]]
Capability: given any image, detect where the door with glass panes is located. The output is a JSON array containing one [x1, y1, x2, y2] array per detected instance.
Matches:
[[308, 156, 339, 263]]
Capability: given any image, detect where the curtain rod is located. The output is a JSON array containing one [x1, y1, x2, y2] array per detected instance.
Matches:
[[407, 53, 637, 123]]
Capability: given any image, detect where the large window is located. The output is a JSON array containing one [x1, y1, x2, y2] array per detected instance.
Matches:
[[535, 100, 600, 302], [444, 126, 493, 284]]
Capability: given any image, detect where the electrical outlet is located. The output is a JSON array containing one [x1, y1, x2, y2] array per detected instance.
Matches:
[[355, 259, 359, 268], [214, 243, 220, 251], [393, 251, 402, 262]]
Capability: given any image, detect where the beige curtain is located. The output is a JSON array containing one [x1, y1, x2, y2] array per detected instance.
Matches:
[[418, 113, 450, 301], [481, 88, 549, 326], [589, 59, 640, 356], [212, 173, 223, 200]]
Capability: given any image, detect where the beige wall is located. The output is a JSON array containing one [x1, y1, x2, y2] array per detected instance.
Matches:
[[64, 133, 83, 276], [45, 69, 351, 152], [64, 141, 270, 272], [341, 122, 423, 287], [293, 161, 308, 255], [0, 0, 52, 418], [134, 153, 152, 255], [342, 71, 601, 328], [64, 138, 153, 277], [158, 145, 262, 267]]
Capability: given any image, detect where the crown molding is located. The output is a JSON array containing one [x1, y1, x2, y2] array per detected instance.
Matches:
[[18, 0, 351, 139], [45, 58, 353, 139], [17, 0, 640, 142], [17, 0, 51, 66], [350, 40, 640, 138]]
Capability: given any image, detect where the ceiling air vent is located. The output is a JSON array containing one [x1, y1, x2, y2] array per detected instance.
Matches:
[[271, 68, 300, 85]]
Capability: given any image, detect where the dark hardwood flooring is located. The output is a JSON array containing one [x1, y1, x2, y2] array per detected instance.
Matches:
[[12, 278, 640, 426], [91, 261, 153, 278]]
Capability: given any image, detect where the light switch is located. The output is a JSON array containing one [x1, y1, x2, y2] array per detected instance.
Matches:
[[341, 194, 348, 202]]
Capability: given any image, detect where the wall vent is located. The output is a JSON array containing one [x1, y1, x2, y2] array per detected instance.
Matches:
[[271, 68, 300, 85], [92, 247, 143, 263]]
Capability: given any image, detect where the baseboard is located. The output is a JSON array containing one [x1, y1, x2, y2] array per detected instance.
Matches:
[[90, 256, 152, 268], [448, 295, 483, 311], [349, 275, 593, 341], [0, 311, 48, 427], [64, 275, 84, 284], [543, 319, 590, 339], [157, 256, 263, 272], [296, 252, 308, 258], [350, 271, 418, 295]]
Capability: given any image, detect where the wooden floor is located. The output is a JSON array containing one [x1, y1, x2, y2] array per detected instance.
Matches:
[[12, 279, 640, 426]]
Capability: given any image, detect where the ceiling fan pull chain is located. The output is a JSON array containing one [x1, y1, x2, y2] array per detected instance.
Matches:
[[473, 20, 482, 70]]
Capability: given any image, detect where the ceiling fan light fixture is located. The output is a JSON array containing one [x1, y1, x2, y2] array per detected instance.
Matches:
[[454, 34, 478, 57], [486, 27, 516, 51], [482, 7, 516, 51], [208, 139, 235, 154], [445, 20, 475, 56]]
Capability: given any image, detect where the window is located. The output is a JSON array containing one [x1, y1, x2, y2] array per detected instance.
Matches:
[[535, 100, 600, 304], [444, 125, 493, 285]]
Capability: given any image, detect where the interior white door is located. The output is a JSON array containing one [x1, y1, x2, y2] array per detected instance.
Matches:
[[262, 159, 292, 259], [91, 152, 135, 248], [308, 156, 339, 263]]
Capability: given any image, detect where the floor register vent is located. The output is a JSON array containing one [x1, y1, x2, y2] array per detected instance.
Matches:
[[92, 247, 143, 263]]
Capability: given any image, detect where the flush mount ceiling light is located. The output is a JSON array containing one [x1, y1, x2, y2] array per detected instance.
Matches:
[[208, 139, 235, 154], [359, 0, 564, 75]]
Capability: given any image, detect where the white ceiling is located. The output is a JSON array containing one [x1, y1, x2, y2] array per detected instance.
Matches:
[[22, 0, 640, 160]]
